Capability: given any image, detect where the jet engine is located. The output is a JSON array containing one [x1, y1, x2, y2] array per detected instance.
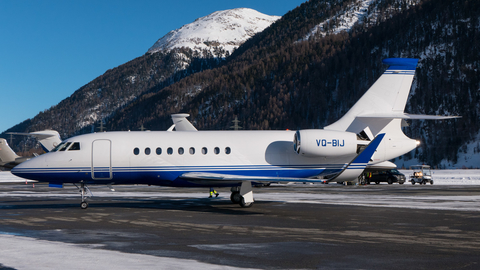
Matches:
[[293, 130, 357, 157]]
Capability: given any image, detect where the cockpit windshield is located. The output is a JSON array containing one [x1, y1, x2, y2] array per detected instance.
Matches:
[[59, 142, 72, 151], [52, 142, 81, 152], [52, 142, 67, 152]]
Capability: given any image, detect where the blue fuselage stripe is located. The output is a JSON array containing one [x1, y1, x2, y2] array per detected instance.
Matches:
[[13, 165, 344, 187]]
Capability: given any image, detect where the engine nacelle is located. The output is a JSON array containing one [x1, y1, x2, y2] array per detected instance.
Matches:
[[293, 129, 357, 157]]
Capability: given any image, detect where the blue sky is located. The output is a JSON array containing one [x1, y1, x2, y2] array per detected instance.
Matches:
[[0, 0, 306, 133]]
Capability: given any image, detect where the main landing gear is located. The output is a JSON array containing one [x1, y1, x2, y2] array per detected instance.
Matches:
[[230, 181, 254, 208]]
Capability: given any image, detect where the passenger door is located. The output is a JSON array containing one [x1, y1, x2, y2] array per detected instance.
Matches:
[[91, 139, 112, 180]]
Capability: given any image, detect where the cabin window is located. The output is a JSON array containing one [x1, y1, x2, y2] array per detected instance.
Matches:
[[167, 147, 173, 155], [133, 148, 140, 155], [59, 142, 72, 151], [145, 147, 151, 155], [178, 147, 184, 155], [214, 147, 220, 155], [189, 147, 195, 155], [156, 147, 162, 155], [202, 147, 207, 155], [225, 147, 231, 155], [68, 142, 80, 151]]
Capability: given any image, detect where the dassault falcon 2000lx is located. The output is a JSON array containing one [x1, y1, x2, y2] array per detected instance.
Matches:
[[12, 58, 458, 209]]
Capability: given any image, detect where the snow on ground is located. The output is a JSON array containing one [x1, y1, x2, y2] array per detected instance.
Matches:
[[399, 169, 480, 185], [1, 170, 479, 269], [3, 170, 480, 185], [0, 234, 256, 270]]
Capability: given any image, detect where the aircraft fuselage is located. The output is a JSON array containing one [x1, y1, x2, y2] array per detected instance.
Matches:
[[12, 130, 360, 187]]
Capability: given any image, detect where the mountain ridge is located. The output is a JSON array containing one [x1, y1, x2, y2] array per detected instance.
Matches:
[[147, 8, 280, 58]]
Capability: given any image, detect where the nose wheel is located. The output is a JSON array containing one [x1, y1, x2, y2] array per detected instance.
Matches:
[[80, 201, 89, 209], [76, 182, 91, 209]]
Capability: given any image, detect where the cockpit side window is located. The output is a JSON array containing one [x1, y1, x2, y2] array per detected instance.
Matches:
[[59, 142, 72, 151], [68, 142, 80, 151]]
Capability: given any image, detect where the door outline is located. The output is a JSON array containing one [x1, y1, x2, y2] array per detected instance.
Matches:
[[91, 139, 112, 180]]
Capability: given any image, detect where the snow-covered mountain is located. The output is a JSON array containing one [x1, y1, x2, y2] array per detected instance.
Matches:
[[147, 8, 280, 58]]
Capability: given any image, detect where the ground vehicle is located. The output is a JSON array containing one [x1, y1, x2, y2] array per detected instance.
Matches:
[[410, 165, 433, 185], [365, 169, 406, 184]]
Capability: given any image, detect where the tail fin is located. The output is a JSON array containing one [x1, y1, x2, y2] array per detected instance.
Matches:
[[325, 58, 419, 162], [325, 58, 458, 163], [325, 58, 419, 134], [0, 138, 19, 163]]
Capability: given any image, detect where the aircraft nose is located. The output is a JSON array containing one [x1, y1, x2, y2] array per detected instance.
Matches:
[[11, 155, 46, 180]]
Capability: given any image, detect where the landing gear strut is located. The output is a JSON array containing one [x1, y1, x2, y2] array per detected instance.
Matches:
[[76, 182, 90, 209]]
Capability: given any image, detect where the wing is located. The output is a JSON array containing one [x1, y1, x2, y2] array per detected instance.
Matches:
[[180, 133, 386, 184], [180, 172, 326, 184]]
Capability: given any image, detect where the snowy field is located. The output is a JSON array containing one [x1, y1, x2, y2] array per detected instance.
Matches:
[[2, 170, 480, 185], [1, 170, 479, 270], [0, 234, 255, 270], [399, 169, 480, 185]]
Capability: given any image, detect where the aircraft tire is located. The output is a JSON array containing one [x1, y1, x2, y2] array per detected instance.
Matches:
[[230, 192, 242, 204], [80, 202, 88, 209], [239, 198, 253, 208]]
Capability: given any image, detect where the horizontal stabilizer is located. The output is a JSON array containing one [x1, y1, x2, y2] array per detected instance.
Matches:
[[6, 130, 61, 152], [357, 113, 461, 120]]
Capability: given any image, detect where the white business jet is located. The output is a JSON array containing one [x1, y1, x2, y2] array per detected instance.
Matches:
[[11, 58, 457, 209]]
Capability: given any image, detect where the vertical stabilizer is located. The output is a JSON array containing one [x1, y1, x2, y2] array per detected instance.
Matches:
[[0, 139, 19, 163], [325, 58, 419, 134]]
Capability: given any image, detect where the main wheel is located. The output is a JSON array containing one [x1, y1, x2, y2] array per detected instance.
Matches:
[[230, 191, 242, 204], [239, 198, 253, 208], [80, 201, 88, 209]]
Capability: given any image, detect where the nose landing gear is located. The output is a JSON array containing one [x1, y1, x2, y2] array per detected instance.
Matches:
[[75, 182, 91, 209]]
